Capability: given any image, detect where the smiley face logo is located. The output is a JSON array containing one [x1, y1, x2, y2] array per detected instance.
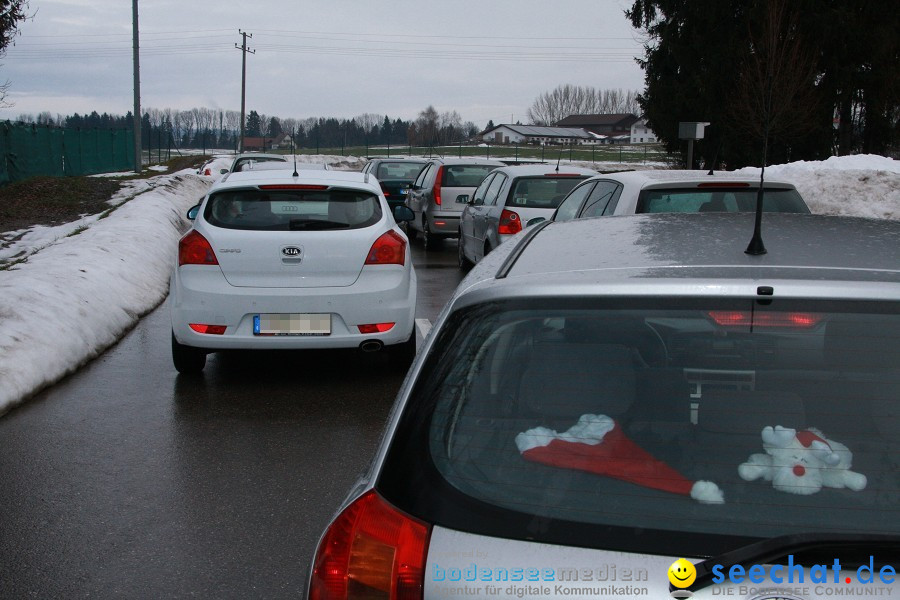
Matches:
[[668, 558, 697, 588]]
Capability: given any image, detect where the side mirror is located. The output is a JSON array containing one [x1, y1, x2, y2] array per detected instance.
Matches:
[[456, 194, 470, 204], [526, 217, 546, 227], [220, 168, 228, 174], [187, 203, 201, 220], [393, 205, 415, 223]]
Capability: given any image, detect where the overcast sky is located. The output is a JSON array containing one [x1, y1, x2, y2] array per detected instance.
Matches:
[[0, 0, 646, 128]]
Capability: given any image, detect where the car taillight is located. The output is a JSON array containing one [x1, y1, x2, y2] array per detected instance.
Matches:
[[178, 230, 219, 266], [365, 231, 406, 266], [432, 166, 443, 206], [309, 490, 431, 600], [498, 209, 522, 235], [380, 182, 390, 197], [708, 311, 823, 329]]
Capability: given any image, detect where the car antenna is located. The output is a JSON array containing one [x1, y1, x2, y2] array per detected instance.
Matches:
[[555, 147, 563, 172], [291, 129, 299, 177], [745, 164, 767, 255]]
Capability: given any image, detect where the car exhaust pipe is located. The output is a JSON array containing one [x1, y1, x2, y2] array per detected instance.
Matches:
[[359, 340, 384, 353]]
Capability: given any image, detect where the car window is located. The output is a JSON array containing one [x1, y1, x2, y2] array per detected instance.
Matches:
[[413, 164, 433, 188], [553, 181, 596, 221], [506, 176, 589, 209], [579, 181, 623, 218], [375, 161, 426, 180], [232, 156, 286, 172], [380, 297, 900, 554], [637, 187, 810, 214], [482, 173, 507, 206], [444, 165, 497, 188], [204, 189, 382, 231], [471, 173, 496, 206]]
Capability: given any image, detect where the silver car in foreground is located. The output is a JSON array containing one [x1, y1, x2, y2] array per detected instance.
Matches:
[[307, 213, 900, 599]]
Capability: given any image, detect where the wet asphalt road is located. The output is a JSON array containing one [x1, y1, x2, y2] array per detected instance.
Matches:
[[0, 238, 465, 599]]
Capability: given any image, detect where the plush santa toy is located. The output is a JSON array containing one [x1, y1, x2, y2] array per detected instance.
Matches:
[[738, 425, 867, 495], [516, 414, 724, 504]]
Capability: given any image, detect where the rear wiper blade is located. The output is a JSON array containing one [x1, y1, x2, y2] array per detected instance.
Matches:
[[675, 532, 900, 595], [289, 219, 347, 231]]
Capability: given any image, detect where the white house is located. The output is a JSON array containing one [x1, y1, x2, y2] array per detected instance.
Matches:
[[629, 119, 658, 144], [481, 124, 599, 145]]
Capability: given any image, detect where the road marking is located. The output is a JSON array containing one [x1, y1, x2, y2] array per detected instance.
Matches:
[[415, 318, 432, 340]]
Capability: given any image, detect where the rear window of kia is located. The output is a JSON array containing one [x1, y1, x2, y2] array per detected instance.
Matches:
[[204, 189, 382, 231]]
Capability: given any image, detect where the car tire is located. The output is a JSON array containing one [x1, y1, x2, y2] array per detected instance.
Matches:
[[422, 217, 440, 250], [172, 332, 207, 374], [458, 233, 473, 271], [388, 332, 417, 371]]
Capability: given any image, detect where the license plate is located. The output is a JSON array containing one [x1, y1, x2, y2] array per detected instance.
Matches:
[[253, 313, 331, 336]]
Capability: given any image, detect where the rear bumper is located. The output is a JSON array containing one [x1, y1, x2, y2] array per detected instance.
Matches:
[[427, 210, 462, 235], [170, 264, 416, 350]]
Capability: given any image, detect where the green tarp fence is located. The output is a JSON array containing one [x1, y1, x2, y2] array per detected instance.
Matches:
[[0, 122, 135, 184]]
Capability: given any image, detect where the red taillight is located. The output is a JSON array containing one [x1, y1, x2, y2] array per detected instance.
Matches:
[[432, 166, 443, 206], [379, 182, 390, 197], [309, 490, 431, 600], [357, 323, 395, 334], [189, 323, 226, 335], [258, 184, 329, 190], [365, 231, 406, 266], [498, 209, 522, 235], [708, 311, 823, 329], [178, 230, 219, 266]]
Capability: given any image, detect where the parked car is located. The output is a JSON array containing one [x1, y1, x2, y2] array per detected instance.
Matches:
[[361, 157, 427, 213], [221, 152, 288, 175], [550, 169, 810, 222], [169, 168, 417, 374], [457, 164, 597, 269], [405, 157, 505, 249], [307, 212, 900, 599]]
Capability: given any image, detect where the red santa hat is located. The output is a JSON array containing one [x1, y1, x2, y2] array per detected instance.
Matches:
[[515, 414, 724, 504]]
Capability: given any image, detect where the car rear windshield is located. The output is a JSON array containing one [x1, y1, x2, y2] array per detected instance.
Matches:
[[637, 187, 809, 214], [507, 176, 589, 209], [442, 165, 497, 188], [204, 188, 382, 231], [379, 298, 900, 556], [375, 162, 425, 181]]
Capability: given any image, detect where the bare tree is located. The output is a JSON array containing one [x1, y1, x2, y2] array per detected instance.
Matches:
[[527, 85, 641, 124], [0, 1, 31, 107], [729, 0, 820, 254]]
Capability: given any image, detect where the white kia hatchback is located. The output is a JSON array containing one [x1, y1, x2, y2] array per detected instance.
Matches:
[[169, 168, 417, 373]]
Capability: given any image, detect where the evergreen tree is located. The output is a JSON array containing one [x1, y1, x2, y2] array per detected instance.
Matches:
[[246, 110, 262, 137]]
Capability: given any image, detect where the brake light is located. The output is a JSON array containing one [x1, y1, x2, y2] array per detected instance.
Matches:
[[258, 184, 329, 190], [708, 311, 823, 328], [358, 323, 395, 334], [697, 182, 751, 188], [545, 173, 582, 177], [432, 166, 444, 206], [365, 231, 406, 266], [178, 230, 219, 266], [498, 209, 522, 235], [189, 323, 226, 335], [309, 490, 430, 600], [379, 182, 390, 197]]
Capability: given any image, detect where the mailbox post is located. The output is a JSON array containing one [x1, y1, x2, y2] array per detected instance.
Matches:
[[678, 122, 710, 169]]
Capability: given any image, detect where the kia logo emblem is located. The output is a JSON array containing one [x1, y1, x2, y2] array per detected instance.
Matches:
[[282, 246, 302, 257]]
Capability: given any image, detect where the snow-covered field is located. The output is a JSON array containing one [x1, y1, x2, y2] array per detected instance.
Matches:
[[0, 154, 897, 414]]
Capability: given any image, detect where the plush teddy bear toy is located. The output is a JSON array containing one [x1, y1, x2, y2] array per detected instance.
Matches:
[[738, 425, 867, 495]]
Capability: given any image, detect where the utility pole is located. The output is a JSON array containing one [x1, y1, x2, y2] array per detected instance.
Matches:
[[235, 30, 254, 153], [132, 0, 141, 173]]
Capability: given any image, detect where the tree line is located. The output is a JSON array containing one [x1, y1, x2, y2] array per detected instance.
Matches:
[[12, 105, 482, 152]]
